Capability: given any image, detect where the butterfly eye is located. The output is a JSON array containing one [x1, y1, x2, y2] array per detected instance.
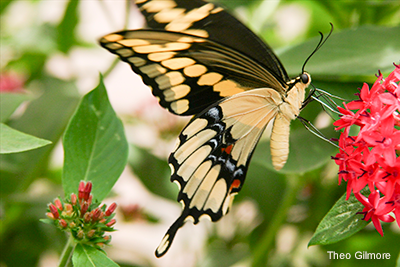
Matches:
[[300, 73, 309, 84]]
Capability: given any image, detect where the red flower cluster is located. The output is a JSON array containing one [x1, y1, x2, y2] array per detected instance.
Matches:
[[333, 64, 400, 235], [45, 181, 117, 248]]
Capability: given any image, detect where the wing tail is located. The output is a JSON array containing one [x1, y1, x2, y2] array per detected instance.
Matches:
[[155, 213, 186, 257]]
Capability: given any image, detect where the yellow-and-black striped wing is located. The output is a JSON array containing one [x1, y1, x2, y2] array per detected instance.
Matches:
[[156, 88, 283, 256], [100, 30, 286, 115], [135, 0, 289, 82], [99, 0, 312, 258]]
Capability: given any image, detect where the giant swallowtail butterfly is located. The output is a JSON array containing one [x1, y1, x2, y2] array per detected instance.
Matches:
[[100, 0, 317, 257]]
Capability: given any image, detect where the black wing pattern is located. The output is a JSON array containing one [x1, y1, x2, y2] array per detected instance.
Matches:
[[99, 30, 286, 115], [135, 0, 290, 82], [156, 88, 283, 257], [99, 0, 312, 258]]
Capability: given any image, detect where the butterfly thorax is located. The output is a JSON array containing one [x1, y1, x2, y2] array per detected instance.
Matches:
[[280, 72, 311, 120]]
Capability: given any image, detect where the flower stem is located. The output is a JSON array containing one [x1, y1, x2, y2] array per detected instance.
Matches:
[[58, 235, 76, 267], [251, 174, 303, 266]]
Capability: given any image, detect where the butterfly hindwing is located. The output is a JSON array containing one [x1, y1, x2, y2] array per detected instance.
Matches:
[[154, 88, 283, 256], [99, 29, 286, 115]]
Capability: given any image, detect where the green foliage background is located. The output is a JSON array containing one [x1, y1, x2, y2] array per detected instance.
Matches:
[[1, 0, 399, 266]]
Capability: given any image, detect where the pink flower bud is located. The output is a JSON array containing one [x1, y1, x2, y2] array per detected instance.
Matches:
[[83, 182, 93, 200], [84, 212, 91, 223], [78, 181, 85, 200], [106, 203, 117, 216], [91, 208, 102, 222], [106, 219, 116, 227], [71, 193, 77, 205], [64, 204, 73, 214], [77, 229, 84, 239], [46, 212, 55, 220], [87, 195, 93, 205], [80, 202, 89, 216], [54, 199, 63, 211], [49, 204, 59, 219], [59, 219, 68, 228], [87, 229, 96, 238]]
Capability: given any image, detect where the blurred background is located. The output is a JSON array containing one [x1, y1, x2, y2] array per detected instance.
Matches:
[[1, 0, 400, 266]]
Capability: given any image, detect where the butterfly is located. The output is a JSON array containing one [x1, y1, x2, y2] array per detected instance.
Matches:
[[100, 0, 315, 257]]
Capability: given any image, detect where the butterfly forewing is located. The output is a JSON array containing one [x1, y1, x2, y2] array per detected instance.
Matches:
[[100, 30, 286, 115], [136, 0, 289, 82]]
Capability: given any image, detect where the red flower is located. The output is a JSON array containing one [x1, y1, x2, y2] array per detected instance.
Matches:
[[333, 64, 400, 235], [355, 190, 394, 236]]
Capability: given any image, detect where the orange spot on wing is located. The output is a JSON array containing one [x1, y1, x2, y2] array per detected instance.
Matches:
[[230, 179, 241, 191], [222, 144, 233, 155]]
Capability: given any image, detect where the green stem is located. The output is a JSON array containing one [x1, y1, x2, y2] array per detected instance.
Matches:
[[251, 174, 303, 266], [102, 58, 120, 79], [123, 0, 131, 29], [58, 235, 76, 267]]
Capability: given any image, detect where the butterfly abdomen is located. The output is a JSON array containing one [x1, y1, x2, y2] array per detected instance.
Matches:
[[270, 113, 291, 170], [270, 78, 310, 170]]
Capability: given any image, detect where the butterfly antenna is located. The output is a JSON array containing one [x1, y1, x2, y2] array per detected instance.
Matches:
[[301, 23, 334, 73]]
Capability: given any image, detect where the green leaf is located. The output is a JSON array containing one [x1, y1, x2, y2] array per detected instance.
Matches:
[[0, 123, 51, 154], [0, 77, 80, 195], [0, 0, 13, 15], [128, 145, 177, 200], [62, 75, 128, 202], [0, 92, 32, 123], [72, 244, 119, 267], [280, 25, 400, 80], [7, 51, 48, 81], [57, 0, 80, 53], [308, 187, 369, 246], [397, 252, 400, 267]]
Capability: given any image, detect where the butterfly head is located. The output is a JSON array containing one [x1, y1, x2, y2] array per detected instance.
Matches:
[[300, 72, 311, 85], [287, 72, 311, 92]]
